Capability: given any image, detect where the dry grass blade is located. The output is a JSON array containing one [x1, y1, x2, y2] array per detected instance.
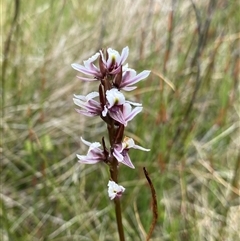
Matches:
[[151, 70, 176, 91]]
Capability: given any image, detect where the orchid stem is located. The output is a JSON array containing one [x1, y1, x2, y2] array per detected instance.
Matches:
[[114, 197, 125, 241], [110, 162, 125, 241], [108, 119, 125, 241]]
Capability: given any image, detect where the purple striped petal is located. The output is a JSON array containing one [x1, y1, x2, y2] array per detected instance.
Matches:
[[72, 63, 101, 77], [121, 70, 151, 87], [109, 110, 127, 126], [122, 154, 135, 169]]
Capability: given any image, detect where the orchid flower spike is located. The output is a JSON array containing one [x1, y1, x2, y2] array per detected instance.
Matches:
[[108, 180, 125, 200]]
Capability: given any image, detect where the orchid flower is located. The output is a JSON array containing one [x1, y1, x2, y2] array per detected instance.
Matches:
[[76, 137, 106, 164], [102, 88, 143, 126], [113, 137, 150, 168], [119, 69, 151, 91], [73, 92, 102, 117], [71, 47, 129, 81], [108, 102, 143, 126], [100, 46, 129, 74], [106, 88, 126, 109], [108, 180, 125, 200], [102, 88, 126, 117], [71, 53, 102, 81]]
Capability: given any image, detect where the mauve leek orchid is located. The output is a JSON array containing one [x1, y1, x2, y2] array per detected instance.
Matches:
[[74, 88, 143, 126], [108, 181, 125, 200], [113, 137, 150, 168], [71, 46, 150, 92], [71, 47, 129, 81], [72, 46, 152, 241], [72, 46, 151, 219], [102, 88, 143, 126], [119, 69, 151, 91], [73, 92, 102, 117], [100, 46, 129, 74], [76, 137, 106, 164], [108, 102, 143, 127], [105, 88, 126, 108], [71, 53, 102, 81]]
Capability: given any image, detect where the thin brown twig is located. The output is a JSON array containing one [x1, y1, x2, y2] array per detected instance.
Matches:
[[143, 167, 158, 241]]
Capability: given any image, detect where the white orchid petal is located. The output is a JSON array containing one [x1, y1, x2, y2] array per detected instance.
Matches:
[[85, 92, 99, 100], [80, 137, 93, 146], [108, 181, 125, 200], [106, 89, 125, 108], [122, 70, 151, 86], [119, 46, 129, 65], [121, 86, 137, 91], [133, 144, 150, 152], [125, 100, 142, 106]]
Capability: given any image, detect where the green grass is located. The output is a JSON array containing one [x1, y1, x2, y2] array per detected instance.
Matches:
[[2, 0, 240, 240]]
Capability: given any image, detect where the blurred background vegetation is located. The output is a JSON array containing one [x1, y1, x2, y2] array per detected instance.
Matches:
[[1, 0, 239, 240]]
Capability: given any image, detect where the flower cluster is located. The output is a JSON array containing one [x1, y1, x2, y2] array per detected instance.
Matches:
[[72, 46, 150, 200]]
